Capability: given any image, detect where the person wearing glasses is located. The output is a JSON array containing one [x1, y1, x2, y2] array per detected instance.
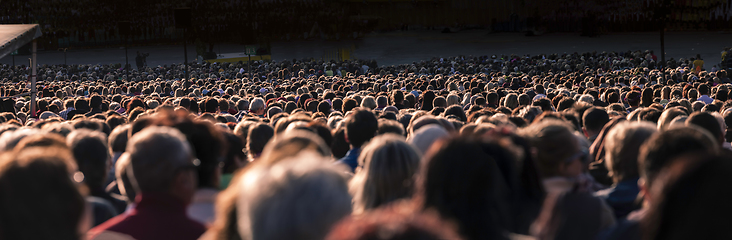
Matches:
[[88, 126, 205, 240]]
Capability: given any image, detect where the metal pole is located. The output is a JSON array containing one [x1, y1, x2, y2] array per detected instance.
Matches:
[[30, 40, 37, 118], [125, 37, 129, 82], [660, 23, 665, 67], [184, 28, 189, 81], [660, 0, 667, 67], [248, 54, 251, 80]]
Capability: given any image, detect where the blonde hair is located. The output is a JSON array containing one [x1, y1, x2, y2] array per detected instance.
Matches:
[[350, 134, 421, 214], [504, 93, 519, 109]]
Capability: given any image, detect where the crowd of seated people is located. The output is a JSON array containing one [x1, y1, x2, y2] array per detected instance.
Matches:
[[0, 49, 731, 240]]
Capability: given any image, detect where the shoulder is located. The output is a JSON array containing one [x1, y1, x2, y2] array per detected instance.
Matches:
[[88, 231, 137, 240], [88, 214, 130, 240]]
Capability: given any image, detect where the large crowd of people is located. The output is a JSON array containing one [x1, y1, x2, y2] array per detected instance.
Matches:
[[0, 48, 732, 240]]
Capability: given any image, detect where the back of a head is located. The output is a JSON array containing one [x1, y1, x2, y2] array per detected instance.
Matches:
[[236, 152, 352, 240], [639, 126, 720, 187], [658, 107, 687, 131], [351, 134, 420, 213], [433, 96, 447, 108], [326, 204, 464, 240], [686, 111, 724, 144], [644, 155, 732, 240], [258, 130, 331, 165], [250, 98, 266, 112], [170, 119, 226, 189], [419, 136, 513, 240], [247, 123, 275, 159], [603, 121, 657, 182], [90, 95, 102, 108], [67, 129, 110, 189], [519, 119, 579, 178], [345, 108, 378, 148], [127, 126, 192, 193], [0, 128, 41, 151], [376, 96, 388, 108], [532, 191, 609, 240], [108, 124, 130, 153], [377, 119, 406, 136], [361, 96, 377, 110], [0, 147, 84, 240], [583, 107, 609, 133]]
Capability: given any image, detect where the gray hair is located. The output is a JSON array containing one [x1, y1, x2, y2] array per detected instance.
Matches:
[[518, 106, 543, 123], [146, 100, 160, 109], [604, 121, 657, 182], [250, 98, 266, 112], [328, 116, 344, 130], [361, 96, 377, 110], [236, 152, 352, 240], [109, 102, 121, 111], [350, 134, 420, 214], [691, 101, 706, 112], [504, 93, 519, 109], [578, 94, 595, 104], [237, 99, 250, 110], [126, 126, 193, 192], [447, 94, 461, 106]]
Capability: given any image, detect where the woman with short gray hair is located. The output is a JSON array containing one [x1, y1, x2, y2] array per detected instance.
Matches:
[[236, 152, 352, 240], [360, 96, 377, 110]]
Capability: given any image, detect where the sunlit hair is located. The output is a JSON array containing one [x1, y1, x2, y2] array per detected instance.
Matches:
[[0, 146, 86, 240], [236, 151, 352, 240], [126, 126, 193, 193], [604, 121, 657, 182], [257, 130, 331, 166], [350, 134, 421, 214]]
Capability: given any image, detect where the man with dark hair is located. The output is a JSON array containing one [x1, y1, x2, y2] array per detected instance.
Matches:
[[583, 107, 610, 143], [67, 129, 127, 223], [686, 111, 725, 148], [85, 95, 104, 117], [89, 126, 205, 240], [218, 99, 230, 114], [180, 97, 191, 109], [67, 97, 90, 120], [392, 90, 405, 109], [59, 99, 75, 120], [601, 126, 720, 240], [342, 98, 358, 113], [168, 118, 226, 225], [247, 123, 274, 161], [486, 92, 499, 109], [337, 108, 378, 172], [697, 84, 713, 104], [204, 98, 219, 113], [318, 101, 332, 114]]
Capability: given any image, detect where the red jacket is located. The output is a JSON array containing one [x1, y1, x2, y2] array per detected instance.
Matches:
[[88, 192, 206, 240]]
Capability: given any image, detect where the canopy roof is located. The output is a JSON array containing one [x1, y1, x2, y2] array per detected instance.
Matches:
[[0, 24, 42, 59]]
